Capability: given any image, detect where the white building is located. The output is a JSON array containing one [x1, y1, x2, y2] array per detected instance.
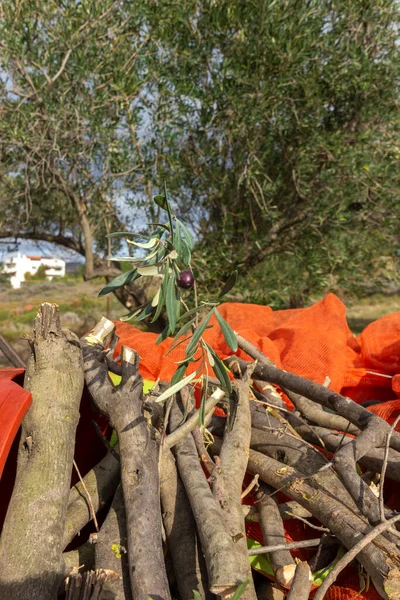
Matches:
[[1, 253, 66, 289]]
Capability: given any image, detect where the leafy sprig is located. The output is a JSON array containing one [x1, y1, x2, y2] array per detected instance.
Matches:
[[99, 189, 238, 421]]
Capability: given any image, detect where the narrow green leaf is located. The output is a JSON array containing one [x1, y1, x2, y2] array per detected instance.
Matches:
[[151, 288, 161, 307], [126, 237, 159, 249], [166, 271, 177, 333], [185, 309, 214, 357], [198, 383, 207, 426], [179, 239, 191, 267], [106, 231, 138, 239], [120, 307, 144, 322], [108, 256, 140, 262], [172, 317, 196, 345], [171, 362, 189, 386], [163, 183, 175, 243], [137, 265, 162, 276], [156, 323, 170, 345], [214, 308, 238, 351], [147, 222, 171, 232], [193, 591, 201, 600], [135, 303, 154, 322], [151, 273, 168, 323], [98, 268, 140, 297], [178, 302, 218, 323], [155, 371, 198, 403], [218, 270, 238, 298], [177, 219, 194, 249], [206, 343, 232, 393], [153, 194, 167, 210], [173, 221, 182, 255], [231, 580, 249, 600]]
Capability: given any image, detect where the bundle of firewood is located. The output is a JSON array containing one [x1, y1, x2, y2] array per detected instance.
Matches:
[[0, 303, 399, 600]]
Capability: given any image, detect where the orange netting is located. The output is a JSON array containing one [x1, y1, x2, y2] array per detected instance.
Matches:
[[113, 293, 400, 598]]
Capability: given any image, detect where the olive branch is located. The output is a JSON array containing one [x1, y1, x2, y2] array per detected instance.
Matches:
[[99, 186, 238, 422]]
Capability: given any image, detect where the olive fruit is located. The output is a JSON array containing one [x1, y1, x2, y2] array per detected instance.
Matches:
[[177, 270, 195, 289]]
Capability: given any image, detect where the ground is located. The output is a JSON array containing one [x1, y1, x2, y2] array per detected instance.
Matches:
[[0, 278, 399, 367]]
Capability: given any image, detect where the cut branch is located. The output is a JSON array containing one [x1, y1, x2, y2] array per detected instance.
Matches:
[[0, 304, 84, 599]]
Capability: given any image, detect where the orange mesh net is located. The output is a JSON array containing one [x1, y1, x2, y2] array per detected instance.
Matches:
[[113, 293, 400, 598]]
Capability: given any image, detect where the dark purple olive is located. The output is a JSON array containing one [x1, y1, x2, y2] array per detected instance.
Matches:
[[177, 269, 195, 289]]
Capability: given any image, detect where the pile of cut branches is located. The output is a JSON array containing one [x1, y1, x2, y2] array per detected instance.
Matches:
[[1, 303, 400, 600]]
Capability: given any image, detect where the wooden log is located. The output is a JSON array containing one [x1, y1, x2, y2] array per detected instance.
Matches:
[[0, 303, 84, 599]]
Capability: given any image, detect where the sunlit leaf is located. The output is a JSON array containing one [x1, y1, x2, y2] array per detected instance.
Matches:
[[185, 309, 214, 357], [214, 308, 238, 351], [126, 237, 159, 249], [177, 219, 194, 250], [137, 265, 162, 276], [172, 318, 196, 345], [171, 361, 189, 385], [166, 271, 177, 333], [155, 371, 198, 403], [151, 287, 161, 307]]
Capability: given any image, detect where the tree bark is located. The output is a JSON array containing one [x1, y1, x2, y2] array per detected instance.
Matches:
[[0, 303, 84, 599], [64, 446, 120, 548], [160, 448, 211, 599], [82, 319, 170, 600], [95, 484, 132, 600]]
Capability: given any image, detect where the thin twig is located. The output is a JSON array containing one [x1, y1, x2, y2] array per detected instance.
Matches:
[[314, 512, 400, 600], [284, 512, 330, 532], [248, 538, 322, 556], [73, 459, 99, 532], [379, 414, 400, 522], [241, 474, 259, 500], [163, 388, 224, 450]]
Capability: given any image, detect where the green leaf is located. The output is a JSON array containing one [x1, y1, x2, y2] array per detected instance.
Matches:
[[179, 239, 192, 267], [185, 309, 214, 357], [156, 323, 171, 345], [151, 273, 168, 323], [176, 218, 194, 250], [231, 580, 249, 600], [166, 271, 177, 333], [193, 591, 201, 600], [172, 317, 196, 345], [206, 343, 232, 393], [98, 268, 140, 297], [153, 194, 167, 210], [173, 221, 182, 255], [214, 308, 238, 351], [135, 303, 154, 322], [163, 183, 175, 243], [106, 231, 139, 239], [147, 222, 171, 233], [218, 270, 238, 298], [137, 265, 162, 276], [171, 361, 189, 386], [107, 256, 139, 262], [198, 378, 207, 426], [126, 237, 159, 249], [179, 303, 218, 322], [155, 371, 198, 403]]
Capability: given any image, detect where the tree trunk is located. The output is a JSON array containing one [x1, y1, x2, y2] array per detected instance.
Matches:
[[0, 303, 84, 599]]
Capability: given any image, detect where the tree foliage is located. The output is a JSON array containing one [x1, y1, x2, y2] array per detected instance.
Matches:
[[0, 0, 399, 307]]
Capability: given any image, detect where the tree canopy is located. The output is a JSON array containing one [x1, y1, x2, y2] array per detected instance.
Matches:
[[1, 0, 399, 307]]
